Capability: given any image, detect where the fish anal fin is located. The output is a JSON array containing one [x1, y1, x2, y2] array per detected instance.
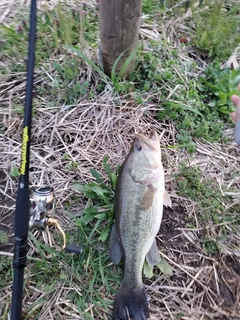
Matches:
[[146, 239, 161, 266], [163, 190, 172, 208], [109, 223, 123, 265]]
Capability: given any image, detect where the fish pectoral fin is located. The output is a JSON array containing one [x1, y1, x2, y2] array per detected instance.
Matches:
[[141, 184, 157, 210], [163, 190, 172, 208], [145, 239, 161, 266], [109, 223, 123, 265]]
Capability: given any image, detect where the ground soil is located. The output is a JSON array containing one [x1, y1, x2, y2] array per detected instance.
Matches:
[[154, 204, 240, 320], [0, 170, 15, 253], [1, 185, 240, 319]]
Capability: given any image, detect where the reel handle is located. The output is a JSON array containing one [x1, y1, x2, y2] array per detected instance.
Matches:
[[65, 244, 83, 254]]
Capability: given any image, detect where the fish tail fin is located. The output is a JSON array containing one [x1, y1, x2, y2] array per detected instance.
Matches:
[[112, 284, 149, 320]]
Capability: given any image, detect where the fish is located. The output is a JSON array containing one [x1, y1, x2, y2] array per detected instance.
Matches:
[[110, 130, 171, 320]]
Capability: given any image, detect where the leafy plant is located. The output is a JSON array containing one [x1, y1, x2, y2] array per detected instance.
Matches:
[[0, 231, 8, 244], [10, 166, 20, 177], [72, 156, 119, 242], [199, 238, 220, 255], [199, 64, 240, 116], [67, 161, 79, 171]]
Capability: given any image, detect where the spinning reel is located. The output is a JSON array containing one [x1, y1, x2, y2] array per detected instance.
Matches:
[[29, 186, 82, 254]]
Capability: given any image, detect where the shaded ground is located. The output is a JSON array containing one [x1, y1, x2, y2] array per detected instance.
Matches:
[[147, 204, 240, 320], [1, 195, 239, 319], [0, 170, 15, 253]]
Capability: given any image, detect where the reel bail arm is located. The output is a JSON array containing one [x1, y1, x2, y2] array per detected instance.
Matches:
[[30, 186, 83, 254]]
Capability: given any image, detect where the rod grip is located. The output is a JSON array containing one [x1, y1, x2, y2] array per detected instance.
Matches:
[[65, 244, 83, 254], [13, 188, 30, 269]]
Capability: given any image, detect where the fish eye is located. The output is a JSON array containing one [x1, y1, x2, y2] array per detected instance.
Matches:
[[135, 145, 142, 151]]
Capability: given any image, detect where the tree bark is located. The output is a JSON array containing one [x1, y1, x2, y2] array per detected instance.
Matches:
[[99, 0, 142, 77]]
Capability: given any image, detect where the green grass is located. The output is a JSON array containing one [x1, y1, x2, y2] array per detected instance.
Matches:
[[1, 0, 239, 148], [0, 3, 99, 107], [191, 0, 240, 61], [0, 157, 121, 319], [1, 0, 240, 318], [175, 163, 240, 255], [26, 158, 120, 319], [33, 157, 121, 319], [25, 238, 119, 319], [0, 223, 120, 320]]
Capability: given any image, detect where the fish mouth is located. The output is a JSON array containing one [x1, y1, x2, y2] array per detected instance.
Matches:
[[135, 130, 159, 151]]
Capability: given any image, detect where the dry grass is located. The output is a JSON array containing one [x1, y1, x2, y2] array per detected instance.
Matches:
[[0, 1, 240, 319]]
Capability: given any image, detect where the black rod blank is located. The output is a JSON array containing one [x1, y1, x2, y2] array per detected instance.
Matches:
[[11, 0, 37, 319]]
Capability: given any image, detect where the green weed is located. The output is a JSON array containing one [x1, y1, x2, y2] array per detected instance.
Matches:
[[0, 5, 99, 106], [10, 166, 20, 177], [0, 24, 28, 73], [26, 225, 119, 319], [0, 231, 8, 244], [175, 163, 240, 255], [66, 161, 79, 171], [73, 156, 119, 243], [65, 44, 137, 95], [199, 238, 221, 255], [132, 40, 229, 151], [176, 163, 227, 224], [110, 46, 138, 89], [36, 4, 94, 62], [191, 0, 240, 62], [2, 0, 237, 150], [63, 156, 122, 317], [199, 64, 240, 116], [136, 1, 240, 150]]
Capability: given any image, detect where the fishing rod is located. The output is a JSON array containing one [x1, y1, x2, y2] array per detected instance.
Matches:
[[11, 0, 37, 318], [11, 1, 82, 319]]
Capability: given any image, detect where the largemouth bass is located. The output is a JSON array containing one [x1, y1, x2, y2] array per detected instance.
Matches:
[[110, 130, 171, 320]]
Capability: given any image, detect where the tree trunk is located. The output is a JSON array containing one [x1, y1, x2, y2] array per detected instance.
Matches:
[[99, 0, 142, 77]]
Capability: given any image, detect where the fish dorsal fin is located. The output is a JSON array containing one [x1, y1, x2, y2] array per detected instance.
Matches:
[[163, 190, 172, 208], [109, 223, 123, 265], [146, 239, 161, 266]]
